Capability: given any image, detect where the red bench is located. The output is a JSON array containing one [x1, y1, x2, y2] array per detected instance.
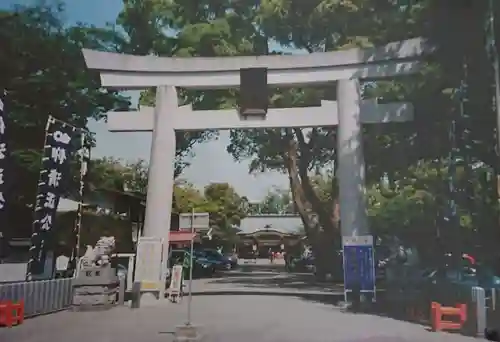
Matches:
[[0, 301, 24, 327]]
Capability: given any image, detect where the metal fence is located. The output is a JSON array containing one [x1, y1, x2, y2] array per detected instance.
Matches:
[[0, 278, 74, 317]]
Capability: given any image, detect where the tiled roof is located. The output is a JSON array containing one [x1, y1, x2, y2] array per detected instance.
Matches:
[[238, 215, 303, 234]]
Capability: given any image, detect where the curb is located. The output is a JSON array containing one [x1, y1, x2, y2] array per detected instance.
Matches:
[[189, 289, 344, 298]]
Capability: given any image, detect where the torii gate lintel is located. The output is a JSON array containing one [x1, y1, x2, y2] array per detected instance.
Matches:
[[107, 99, 413, 132]]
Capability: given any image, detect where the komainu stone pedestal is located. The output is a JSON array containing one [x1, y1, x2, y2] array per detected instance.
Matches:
[[72, 266, 118, 311]]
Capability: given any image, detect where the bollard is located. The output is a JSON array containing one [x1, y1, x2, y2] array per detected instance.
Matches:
[[131, 281, 141, 309], [492, 288, 497, 311], [471, 286, 487, 337], [118, 276, 126, 305]]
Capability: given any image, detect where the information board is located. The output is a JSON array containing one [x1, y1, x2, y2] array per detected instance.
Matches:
[[134, 237, 163, 292], [179, 212, 210, 231], [168, 265, 183, 296], [342, 235, 376, 295]]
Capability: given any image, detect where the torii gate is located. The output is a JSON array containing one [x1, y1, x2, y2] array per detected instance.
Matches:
[[82, 37, 431, 295]]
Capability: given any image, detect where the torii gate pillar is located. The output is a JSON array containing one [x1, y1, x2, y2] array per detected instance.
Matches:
[[143, 86, 177, 240], [337, 79, 369, 236]]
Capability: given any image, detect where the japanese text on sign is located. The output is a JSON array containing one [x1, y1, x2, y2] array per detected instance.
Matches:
[[342, 235, 376, 293]]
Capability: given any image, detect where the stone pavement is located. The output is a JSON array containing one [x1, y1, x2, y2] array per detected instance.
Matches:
[[0, 295, 483, 342], [190, 271, 344, 297], [188, 258, 343, 297]]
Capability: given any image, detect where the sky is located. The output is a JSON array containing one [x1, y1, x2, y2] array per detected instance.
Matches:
[[4, 0, 295, 200]]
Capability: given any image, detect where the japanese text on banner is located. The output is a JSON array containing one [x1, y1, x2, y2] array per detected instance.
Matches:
[[27, 118, 76, 277]]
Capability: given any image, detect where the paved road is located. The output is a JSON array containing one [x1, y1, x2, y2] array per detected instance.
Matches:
[[190, 271, 343, 296], [187, 258, 343, 296], [0, 295, 481, 342], [0, 262, 483, 341]]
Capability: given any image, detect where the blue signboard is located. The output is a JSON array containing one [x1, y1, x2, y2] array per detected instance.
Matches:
[[342, 236, 375, 294]]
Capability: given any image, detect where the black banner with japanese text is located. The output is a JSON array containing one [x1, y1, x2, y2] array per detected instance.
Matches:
[[26, 116, 77, 280]]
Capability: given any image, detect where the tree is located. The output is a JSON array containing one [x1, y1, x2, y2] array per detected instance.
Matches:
[[116, 0, 231, 176], [172, 180, 206, 213], [226, 0, 418, 275], [259, 188, 295, 214], [364, 0, 500, 262], [86, 157, 126, 192], [86, 157, 149, 194], [122, 159, 149, 194], [110, 0, 500, 270], [203, 183, 246, 230], [0, 4, 130, 236], [171, 181, 246, 245]]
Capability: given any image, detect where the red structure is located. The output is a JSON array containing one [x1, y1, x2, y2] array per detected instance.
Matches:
[[169, 231, 198, 248], [431, 301, 467, 332], [0, 300, 24, 327]]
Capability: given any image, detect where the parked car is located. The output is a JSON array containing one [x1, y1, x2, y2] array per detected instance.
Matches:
[[224, 252, 239, 268], [426, 263, 500, 291], [169, 249, 215, 279], [288, 255, 316, 273], [196, 249, 233, 270]]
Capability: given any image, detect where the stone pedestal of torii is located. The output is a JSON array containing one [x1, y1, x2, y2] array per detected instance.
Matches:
[[82, 37, 432, 299]]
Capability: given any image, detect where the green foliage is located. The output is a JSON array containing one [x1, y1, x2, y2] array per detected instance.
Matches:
[[1, 4, 129, 209], [86, 157, 149, 194], [173, 180, 206, 213], [87, 157, 247, 241], [4, 0, 500, 267], [116, 0, 246, 175], [56, 211, 134, 254], [173, 181, 247, 241], [257, 188, 295, 214], [202, 183, 246, 228], [229, 0, 498, 241]]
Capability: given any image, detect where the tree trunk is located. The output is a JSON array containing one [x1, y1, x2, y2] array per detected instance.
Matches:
[[284, 138, 316, 236], [284, 137, 339, 279]]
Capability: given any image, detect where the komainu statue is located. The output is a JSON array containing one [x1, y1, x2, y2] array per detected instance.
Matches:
[[73, 236, 118, 311], [79, 236, 116, 269]]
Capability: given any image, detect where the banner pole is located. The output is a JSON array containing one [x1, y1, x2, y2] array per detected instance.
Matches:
[[26, 116, 53, 281], [70, 133, 90, 276]]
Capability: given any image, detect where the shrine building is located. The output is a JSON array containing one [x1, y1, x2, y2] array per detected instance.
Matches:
[[236, 214, 303, 257]]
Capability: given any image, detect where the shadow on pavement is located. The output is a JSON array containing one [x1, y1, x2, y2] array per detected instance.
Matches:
[[206, 274, 434, 332], [298, 291, 483, 339], [207, 265, 473, 336], [217, 271, 281, 278], [208, 272, 344, 293]]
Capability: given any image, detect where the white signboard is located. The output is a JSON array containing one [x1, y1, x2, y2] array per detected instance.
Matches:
[[168, 265, 183, 299], [179, 212, 210, 230], [342, 235, 373, 247], [134, 237, 163, 292]]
